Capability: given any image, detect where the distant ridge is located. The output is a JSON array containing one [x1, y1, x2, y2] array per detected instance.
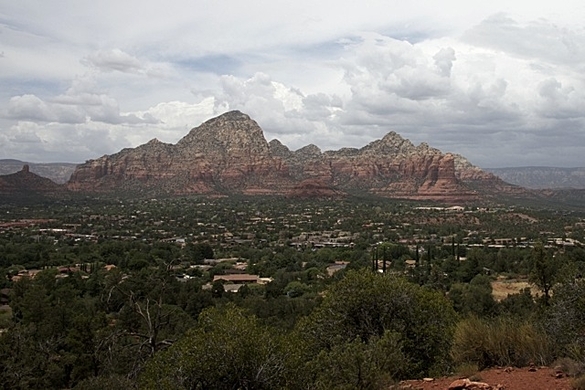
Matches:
[[0, 165, 66, 197], [486, 167, 585, 189], [0, 159, 77, 184]]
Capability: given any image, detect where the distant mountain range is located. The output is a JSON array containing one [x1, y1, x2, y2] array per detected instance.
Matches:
[[0, 159, 77, 184], [485, 167, 585, 189], [65, 110, 522, 202], [3, 159, 582, 191], [0, 111, 583, 203]]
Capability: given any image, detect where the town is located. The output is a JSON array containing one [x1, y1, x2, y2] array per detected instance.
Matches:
[[1, 195, 585, 389]]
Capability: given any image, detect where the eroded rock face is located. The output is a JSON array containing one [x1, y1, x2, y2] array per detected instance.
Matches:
[[67, 110, 507, 201], [69, 111, 294, 195]]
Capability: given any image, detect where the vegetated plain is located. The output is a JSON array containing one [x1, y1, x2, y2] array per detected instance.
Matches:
[[1, 194, 585, 389]]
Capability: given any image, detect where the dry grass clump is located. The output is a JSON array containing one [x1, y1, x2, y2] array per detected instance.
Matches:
[[451, 317, 552, 369], [554, 357, 585, 378], [551, 357, 585, 390], [454, 362, 480, 379], [572, 375, 585, 390]]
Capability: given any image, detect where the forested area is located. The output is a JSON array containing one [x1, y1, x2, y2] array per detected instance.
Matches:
[[1, 197, 585, 389]]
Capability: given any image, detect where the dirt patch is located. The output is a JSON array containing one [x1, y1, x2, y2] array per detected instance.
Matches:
[[398, 366, 573, 390], [491, 279, 539, 301]]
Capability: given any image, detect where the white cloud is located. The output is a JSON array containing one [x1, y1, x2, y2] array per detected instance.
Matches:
[[6, 91, 161, 125], [81, 49, 144, 73], [1, 2, 585, 167], [463, 14, 585, 68], [537, 78, 585, 119]]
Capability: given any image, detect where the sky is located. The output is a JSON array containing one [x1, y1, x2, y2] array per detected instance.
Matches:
[[1, 1, 585, 168]]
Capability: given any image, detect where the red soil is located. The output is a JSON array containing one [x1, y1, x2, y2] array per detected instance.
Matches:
[[398, 366, 573, 390]]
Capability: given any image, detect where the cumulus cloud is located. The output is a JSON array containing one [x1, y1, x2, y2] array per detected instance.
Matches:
[[537, 78, 585, 119], [81, 49, 144, 73], [462, 14, 585, 68], [433, 47, 456, 77], [212, 72, 346, 150], [7, 95, 60, 122], [6, 86, 161, 126], [0, 121, 131, 163], [342, 34, 455, 109], [2, 2, 585, 167]]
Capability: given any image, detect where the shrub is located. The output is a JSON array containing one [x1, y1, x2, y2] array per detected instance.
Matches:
[[451, 317, 552, 369], [572, 375, 585, 390], [73, 375, 135, 390], [553, 357, 585, 378], [297, 270, 457, 379], [139, 304, 287, 390], [545, 279, 585, 361], [454, 362, 480, 379], [310, 333, 404, 390]]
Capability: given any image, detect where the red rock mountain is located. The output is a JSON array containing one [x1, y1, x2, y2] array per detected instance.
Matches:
[[67, 110, 518, 201]]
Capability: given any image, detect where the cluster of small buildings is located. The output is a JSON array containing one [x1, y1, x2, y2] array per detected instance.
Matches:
[[289, 230, 357, 249], [8, 264, 117, 283]]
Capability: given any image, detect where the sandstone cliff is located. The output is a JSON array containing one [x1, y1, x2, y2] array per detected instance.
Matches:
[[67, 110, 516, 202], [69, 111, 294, 195]]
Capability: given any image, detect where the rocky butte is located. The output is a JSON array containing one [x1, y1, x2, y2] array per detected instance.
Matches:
[[67, 110, 521, 202], [0, 165, 66, 197]]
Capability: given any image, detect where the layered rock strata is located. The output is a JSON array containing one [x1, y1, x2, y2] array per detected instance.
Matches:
[[68, 110, 515, 201]]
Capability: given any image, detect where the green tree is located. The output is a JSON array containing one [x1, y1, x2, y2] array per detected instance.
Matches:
[[284, 280, 310, 298], [498, 287, 536, 320], [297, 269, 457, 379], [1, 270, 113, 389], [448, 275, 498, 318], [185, 242, 214, 263], [309, 332, 405, 390], [139, 304, 286, 389], [530, 244, 557, 305], [545, 278, 585, 360]]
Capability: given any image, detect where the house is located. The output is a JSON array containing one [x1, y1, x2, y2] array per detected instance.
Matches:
[[10, 269, 42, 282], [326, 261, 350, 276], [213, 274, 261, 284], [405, 259, 417, 269], [223, 284, 243, 293], [208, 274, 273, 293]]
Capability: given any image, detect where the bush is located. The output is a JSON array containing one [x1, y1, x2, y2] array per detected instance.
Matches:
[[73, 375, 135, 390], [553, 357, 585, 378], [454, 362, 480, 379], [139, 304, 287, 390], [545, 279, 585, 361], [297, 270, 457, 379], [451, 317, 552, 369], [572, 375, 585, 390], [310, 333, 404, 390]]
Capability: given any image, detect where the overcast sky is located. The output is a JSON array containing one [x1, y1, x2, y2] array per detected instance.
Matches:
[[1, 1, 585, 167]]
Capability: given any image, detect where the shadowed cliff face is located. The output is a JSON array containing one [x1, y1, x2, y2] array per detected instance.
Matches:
[[66, 110, 514, 201], [0, 165, 66, 196]]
